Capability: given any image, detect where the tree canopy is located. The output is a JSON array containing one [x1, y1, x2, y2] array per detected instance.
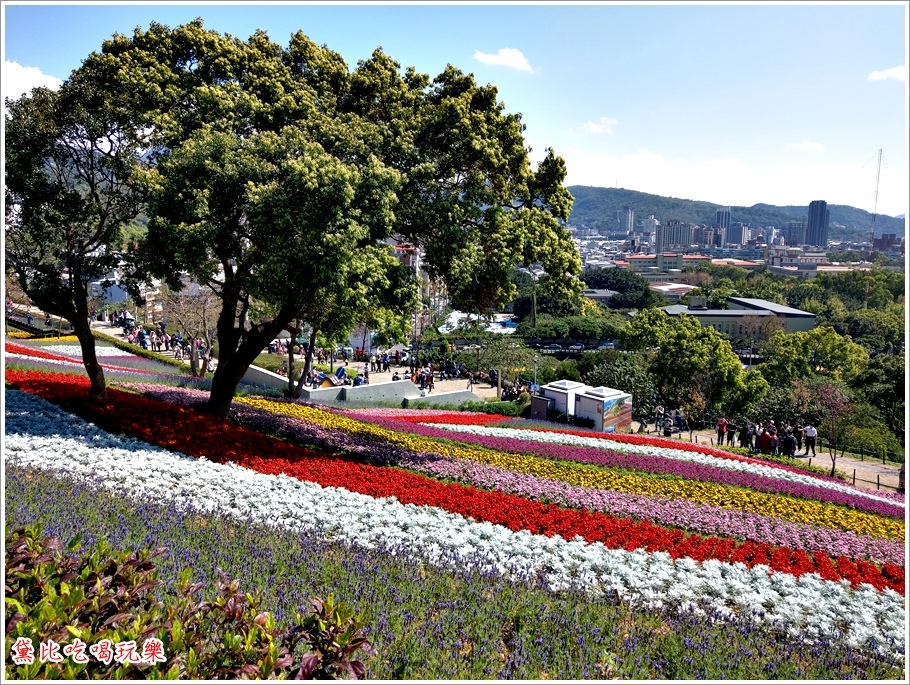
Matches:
[[618, 309, 757, 413], [67, 19, 580, 415], [5, 74, 147, 399]]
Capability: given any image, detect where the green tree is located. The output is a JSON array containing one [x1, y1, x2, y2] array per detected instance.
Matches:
[[584, 353, 659, 431], [5, 79, 146, 399], [86, 20, 580, 417], [580, 266, 663, 310], [619, 309, 743, 410], [757, 327, 869, 386], [850, 353, 905, 441]]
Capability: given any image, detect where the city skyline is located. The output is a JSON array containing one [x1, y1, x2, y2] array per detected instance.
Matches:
[[3, 2, 908, 217]]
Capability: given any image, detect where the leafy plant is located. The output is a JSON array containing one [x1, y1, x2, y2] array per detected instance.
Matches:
[[5, 525, 374, 680]]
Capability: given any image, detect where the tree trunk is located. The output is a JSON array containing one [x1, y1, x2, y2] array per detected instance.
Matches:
[[286, 320, 301, 398], [205, 301, 298, 417], [72, 311, 107, 400], [290, 327, 318, 399]]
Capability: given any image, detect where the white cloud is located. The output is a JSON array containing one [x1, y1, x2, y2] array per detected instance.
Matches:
[[3, 61, 63, 105], [582, 117, 619, 135], [867, 66, 906, 82], [473, 48, 532, 72], [787, 141, 825, 152], [550, 146, 907, 217]]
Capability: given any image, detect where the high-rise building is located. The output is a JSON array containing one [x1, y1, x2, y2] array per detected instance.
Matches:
[[806, 201, 829, 247], [726, 223, 749, 246], [715, 207, 731, 231], [784, 220, 806, 246], [663, 219, 693, 247], [623, 205, 635, 234], [713, 226, 727, 248], [644, 215, 661, 253]]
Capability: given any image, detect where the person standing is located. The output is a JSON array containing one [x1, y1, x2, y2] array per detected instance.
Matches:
[[466, 371, 474, 391], [726, 421, 736, 446], [779, 429, 797, 458], [803, 424, 817, 456], [716, 417, 727, 446]]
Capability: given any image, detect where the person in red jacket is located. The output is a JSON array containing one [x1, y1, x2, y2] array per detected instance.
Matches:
[[716, 417, 727, 445]]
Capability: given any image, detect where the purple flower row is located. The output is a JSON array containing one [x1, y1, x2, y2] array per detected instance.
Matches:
[[122, 384, 904, 566]]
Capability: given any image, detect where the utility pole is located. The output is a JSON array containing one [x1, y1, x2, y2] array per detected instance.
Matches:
[[870, 148, 882, 249]]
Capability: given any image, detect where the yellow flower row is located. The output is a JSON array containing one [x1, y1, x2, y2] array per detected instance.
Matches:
[[236, 397, 905, 541]]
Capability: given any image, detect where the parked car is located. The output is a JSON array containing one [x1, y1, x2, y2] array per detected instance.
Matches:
[[568, 343, 584, 351], [544, 343, 562, 350], [597, 342, 615, 351], [462, 343, 482, 350]]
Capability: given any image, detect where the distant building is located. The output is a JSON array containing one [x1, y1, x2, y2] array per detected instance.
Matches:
[[726, 223, 749, 246], [581, 288, 619, 305], [713, 226, 727, 248], [644, 215, 661, 252], [662, 219, 694, 248], [656, 296, 816, 336], [783, 219, 806, 246], [648, 282, 699, 303], [806, 200, 830, 247], [715, 207, 731, 231]]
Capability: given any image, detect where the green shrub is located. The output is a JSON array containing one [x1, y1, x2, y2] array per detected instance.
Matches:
[[4, 525, 374, 680], [456, 400, 525, 416]]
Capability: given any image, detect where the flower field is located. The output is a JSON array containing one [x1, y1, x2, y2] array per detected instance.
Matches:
[[4, 339, 908, 679]]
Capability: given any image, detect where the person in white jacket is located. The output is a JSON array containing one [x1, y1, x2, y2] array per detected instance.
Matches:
[[802, 424, 818, 456]]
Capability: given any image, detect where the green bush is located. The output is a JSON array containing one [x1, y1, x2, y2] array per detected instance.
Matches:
[[456, 400, 526, 416], [5, 525, 374, 680]]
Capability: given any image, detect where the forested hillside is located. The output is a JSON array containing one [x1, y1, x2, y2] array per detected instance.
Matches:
[[567, 186, 905, 242]]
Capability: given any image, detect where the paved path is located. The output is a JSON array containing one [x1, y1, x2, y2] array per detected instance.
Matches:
[[639, 423, 903, 494]]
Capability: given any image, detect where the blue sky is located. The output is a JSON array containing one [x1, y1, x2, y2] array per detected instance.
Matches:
[[3, 2, 908, 217]]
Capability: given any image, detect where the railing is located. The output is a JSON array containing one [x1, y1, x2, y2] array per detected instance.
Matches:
[[816, 439, 904, 466]]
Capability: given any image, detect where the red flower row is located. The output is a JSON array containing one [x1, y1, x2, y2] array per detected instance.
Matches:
[[7, 369, 903, 595], [379, 411, 510, 426]]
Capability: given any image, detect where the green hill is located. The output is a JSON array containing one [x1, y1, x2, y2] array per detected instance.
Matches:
[[567, 186, 905, 243]]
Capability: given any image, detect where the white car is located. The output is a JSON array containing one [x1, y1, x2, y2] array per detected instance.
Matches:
[[568, 343, 584, 351], [597, 342, 615, 351]]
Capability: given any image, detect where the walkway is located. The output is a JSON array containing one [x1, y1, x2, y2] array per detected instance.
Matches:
[[640, 422, 903, 494]]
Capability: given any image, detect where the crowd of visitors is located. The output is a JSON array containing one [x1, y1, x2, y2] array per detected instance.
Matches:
[[715, 416, 819, 458], [111, 310, 213, 370]]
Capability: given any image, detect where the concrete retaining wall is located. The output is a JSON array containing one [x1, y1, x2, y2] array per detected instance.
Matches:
[[241, 365, 482, 407]]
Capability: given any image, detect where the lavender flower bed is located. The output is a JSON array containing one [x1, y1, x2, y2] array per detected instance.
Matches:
[[122, 384, 904, 565], [8, 465, 901, 680]]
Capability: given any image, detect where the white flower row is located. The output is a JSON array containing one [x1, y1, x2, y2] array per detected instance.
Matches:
[[38, 344, 138, 358], [4, 353, 152, 376], [5, 389, 905, 655], [426, 423, 902, 509]]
